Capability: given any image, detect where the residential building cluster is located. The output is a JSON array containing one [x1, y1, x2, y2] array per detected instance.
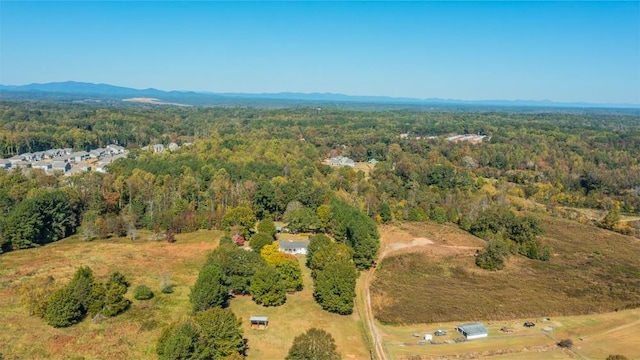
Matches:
[[140, 142, 188, 154], [328, 156, 356, 168], [0, 144, 128, 176], [446, 134, 487, 144]]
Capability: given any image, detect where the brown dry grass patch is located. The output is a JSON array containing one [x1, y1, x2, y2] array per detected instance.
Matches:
[[0, 230, 220, 359], [371, 218, 640, 325]]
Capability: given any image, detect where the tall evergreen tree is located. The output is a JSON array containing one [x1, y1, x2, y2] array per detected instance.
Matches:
[[190, 263, 228, 312]]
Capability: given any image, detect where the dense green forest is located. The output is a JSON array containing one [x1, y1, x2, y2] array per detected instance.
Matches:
[[1, 102, 639, 258]]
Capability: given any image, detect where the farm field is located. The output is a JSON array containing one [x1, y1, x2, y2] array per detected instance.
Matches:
[[369, 219, 640, 360], [371, 218, 640, 324]]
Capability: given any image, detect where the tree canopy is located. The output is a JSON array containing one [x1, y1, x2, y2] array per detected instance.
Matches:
[[286, 328, 341, 360]]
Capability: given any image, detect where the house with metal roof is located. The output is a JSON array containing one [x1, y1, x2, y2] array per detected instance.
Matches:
[[456, 323, 488, 340], [278, 240, 310, 255]]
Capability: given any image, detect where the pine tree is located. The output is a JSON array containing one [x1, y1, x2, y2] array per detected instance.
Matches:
[[44, 288, 83, 328], [190, 264, 228, 312]]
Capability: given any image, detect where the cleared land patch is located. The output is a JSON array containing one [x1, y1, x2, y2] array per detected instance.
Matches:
[[371, 218, 640, 325], [369, 220, 640, 360], [229, 255, 369, 360], [377, 308, 640, 360]]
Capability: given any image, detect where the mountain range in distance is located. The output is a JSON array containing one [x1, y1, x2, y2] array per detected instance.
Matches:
[[1, 81, 638, 110]]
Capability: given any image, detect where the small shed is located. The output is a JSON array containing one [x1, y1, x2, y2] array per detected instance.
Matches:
[[456, 323, 488, 340], [423, 334, 433, 341], [250, 316, 268, 329]]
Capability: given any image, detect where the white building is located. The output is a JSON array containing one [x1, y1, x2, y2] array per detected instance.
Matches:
[[328, 156, 355, 168], [278, 240, 310, 255], [456, 323, 488, 340]]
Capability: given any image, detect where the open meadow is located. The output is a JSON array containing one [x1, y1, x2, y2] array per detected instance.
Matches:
[[369, 219, 640, 359], [0, 230, 220, 359], [377, 308, 640, 359], [0, 230, 369, 360]]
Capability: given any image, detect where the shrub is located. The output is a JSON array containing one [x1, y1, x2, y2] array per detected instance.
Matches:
[[133, 284, 154, 300], [557, 338, 573, 348], [102, 279, 130, 317], [44, 288, 83, 328], [18, 275, 57, 318], [108, 271, 130, 288], [68, 266, 95, 311], [161, 273, 174, 294], [606, 355, 629, 360]]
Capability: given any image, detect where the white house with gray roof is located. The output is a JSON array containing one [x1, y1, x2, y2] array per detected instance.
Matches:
[[278, 240, 310, 255]]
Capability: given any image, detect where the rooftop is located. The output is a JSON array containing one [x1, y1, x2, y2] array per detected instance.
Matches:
[[457, 322, 488, 336], [278, 240, 310, 250]]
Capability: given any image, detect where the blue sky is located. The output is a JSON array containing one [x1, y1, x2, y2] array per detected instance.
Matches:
[[1, 1, 639, 104]]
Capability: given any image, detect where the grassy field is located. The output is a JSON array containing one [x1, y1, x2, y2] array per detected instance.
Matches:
[[229, 255, 369, 360], [0, 230, 369, 360], [377, 308, 640, 360], [371, 218, 640, 324], [3, 217, 640, 360], [0, 229, 219, 359], [370, 219, 640, 359]]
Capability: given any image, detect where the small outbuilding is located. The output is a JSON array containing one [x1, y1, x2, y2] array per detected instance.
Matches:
[[456, 323, 488, 340], [250, 316, 268, 330]]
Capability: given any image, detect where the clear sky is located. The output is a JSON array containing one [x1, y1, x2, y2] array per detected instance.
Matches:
[[1, 1, 639, 104]]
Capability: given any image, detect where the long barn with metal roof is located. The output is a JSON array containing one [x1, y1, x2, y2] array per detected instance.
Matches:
[[456, 322, 488, 340]]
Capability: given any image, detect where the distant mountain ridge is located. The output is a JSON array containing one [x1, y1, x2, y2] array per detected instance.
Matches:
[[1, 81, 638, 109], [0, 81, 210, 97]]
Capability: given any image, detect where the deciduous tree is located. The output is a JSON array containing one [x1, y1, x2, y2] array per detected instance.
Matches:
[[286, 328, 341, 360], [250, 266, 286, 306], [313, 260, 357, 315]]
